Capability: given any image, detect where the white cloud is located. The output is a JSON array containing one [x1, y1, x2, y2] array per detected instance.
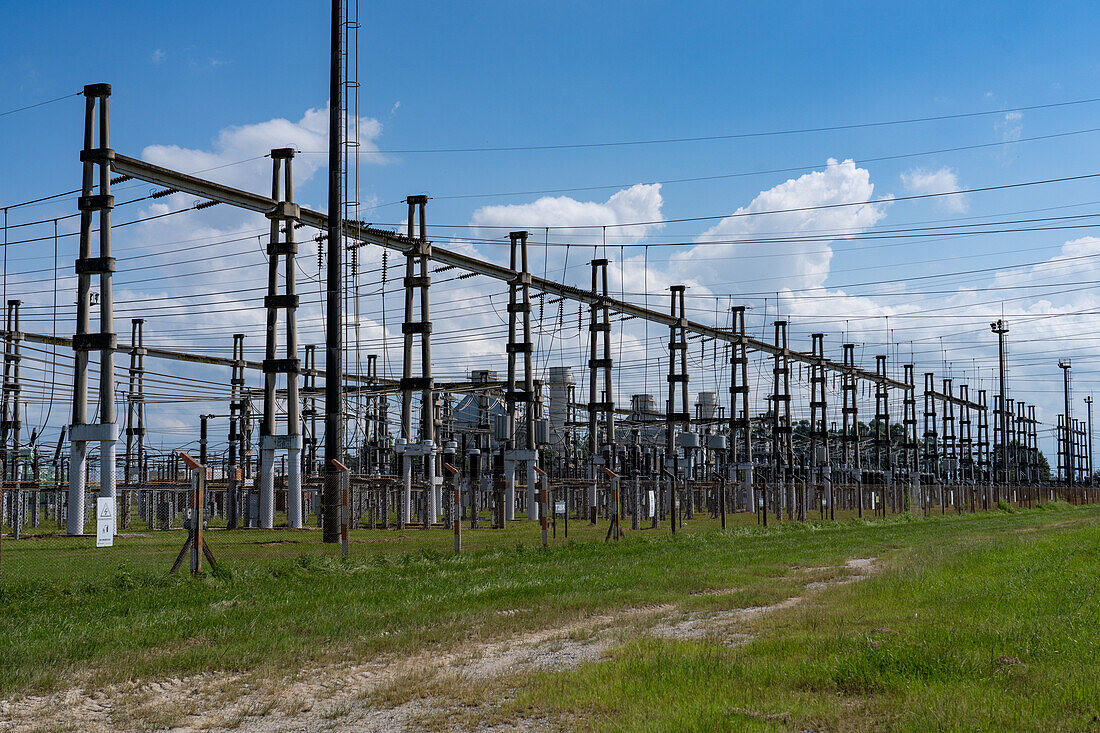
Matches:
[[1001, 111, 1024, 141], [469, 183, 665, 245], [151, 49, 166, 65], [669, 159, 888, 292], [997, 111, 1024, 161], [900, 166, 968, 213], [141, 104, 386, 195]]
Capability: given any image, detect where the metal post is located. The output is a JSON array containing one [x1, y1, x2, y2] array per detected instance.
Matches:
[[506, 231, 538, 522], [124, 318, 142, 527], [666, 286, 690, 532], [942, 378, 956, 511], [587, 258, 615, 523], [1061, 360, 1073, 495], [227, 333, 244, 529], [977, 389, 990, 508], [3, 301, 21, 537], [398, 196, 433, 527], [874, 355, 890, 517], [772, 321, 792, 520], [842, 344, 860, 517], [1086, 395, 1094, 487], [260, 149, 302, 529], [959, 383, 973, 511], [903, 364, 918, 513], [991, 320, 1009, 501], [322, 0, 346, 543], [810, 334, 829, 519], [729, 307, 752, 512]]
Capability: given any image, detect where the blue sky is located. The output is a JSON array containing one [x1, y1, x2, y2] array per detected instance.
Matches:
[[3, 0, 1100, 460]]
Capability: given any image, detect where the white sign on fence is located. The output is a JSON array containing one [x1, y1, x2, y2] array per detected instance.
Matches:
[[647, 490, 656, 518], [96, 497, 116, 548]]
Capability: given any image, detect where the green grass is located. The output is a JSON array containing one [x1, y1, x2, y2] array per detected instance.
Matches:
[[499, 503, 1100, 731], [1, 501, 1098, 733]]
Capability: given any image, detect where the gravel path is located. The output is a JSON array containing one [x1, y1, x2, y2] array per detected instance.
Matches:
[[0, 558, 877, 732]]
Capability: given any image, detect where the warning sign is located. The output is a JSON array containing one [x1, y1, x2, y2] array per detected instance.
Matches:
[[96, 497, 115, 548]]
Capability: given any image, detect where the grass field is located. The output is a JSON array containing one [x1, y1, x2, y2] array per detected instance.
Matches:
[[2, 503, 1099, 731]]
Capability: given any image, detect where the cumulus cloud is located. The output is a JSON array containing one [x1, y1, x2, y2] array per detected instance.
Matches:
[[900, 166, 968, 213], [141, 104, 386, 195], [96, 105, 395, 434], [668, 159, 888, 292], [469, 184, 665, 245]]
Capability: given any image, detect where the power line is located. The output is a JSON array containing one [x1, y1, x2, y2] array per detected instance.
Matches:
[[378, 171, 1100, 231], [307, 95, 1100, 154], [413, 124, 1100, 201], [0, 90, 80, 119]]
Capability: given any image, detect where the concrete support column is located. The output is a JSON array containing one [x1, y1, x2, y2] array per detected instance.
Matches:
[[428, 449, 439, 523], [526, 462, 538, 520], [67, 441, 87, 535], [504, 458, 516, 521], [259, 448, 275, 528], [100, 440, 116, 500], [287, 446, 302, 528], [402, 452, 413, 526]]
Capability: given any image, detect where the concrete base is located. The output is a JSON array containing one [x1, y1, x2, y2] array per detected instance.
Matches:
[[259, 449, 275, 529], [67, 441, 88, 536]]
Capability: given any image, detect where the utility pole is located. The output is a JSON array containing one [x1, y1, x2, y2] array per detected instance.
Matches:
[[842, 345, 861, 516], [990, 320, 1009, 502], [587, 258, 615, 523], [322, 0, 345, 543], [729, 307, 752, 512], [874, 355, 890, 517], [809, 334, 829, 519], [903, 365, 918, 513], [1086, 395, 1094, 487], [259, 149, 302, 530], [1060, 359, 1073, 495], [69, 83, 118, 536], [227, 333, 244, 529], [771, 321, 792, 520], [505, 231, 537, 522], [666, 285, 690, 532]]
